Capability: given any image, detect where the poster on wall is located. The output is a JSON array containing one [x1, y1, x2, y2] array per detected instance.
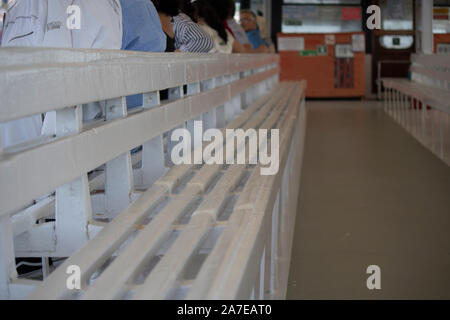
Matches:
[[433, 7, 449, 20], [325, 34, 336, 45], [351, 34, 365, 52], [278, 37, 305, 51], [335, 44, 354, 58]]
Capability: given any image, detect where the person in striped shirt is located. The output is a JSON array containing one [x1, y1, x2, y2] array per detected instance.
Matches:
[[175, 0, 214, 53]]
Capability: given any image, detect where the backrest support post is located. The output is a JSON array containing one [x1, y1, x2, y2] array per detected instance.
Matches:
[[105, 97, 134, 219], [55, 105, 93, 256]]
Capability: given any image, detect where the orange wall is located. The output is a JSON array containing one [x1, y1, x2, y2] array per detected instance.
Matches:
[[278, 33, 366, 98]]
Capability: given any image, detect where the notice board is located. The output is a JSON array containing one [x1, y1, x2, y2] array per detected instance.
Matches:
[[278, 32, 366, 98]]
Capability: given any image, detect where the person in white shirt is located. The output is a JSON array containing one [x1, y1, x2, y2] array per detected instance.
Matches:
[[0, 0, 122, 148]]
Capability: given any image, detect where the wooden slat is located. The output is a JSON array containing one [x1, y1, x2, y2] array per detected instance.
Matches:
[[194, 165, 246, 217], [154, 165, 193, 193]]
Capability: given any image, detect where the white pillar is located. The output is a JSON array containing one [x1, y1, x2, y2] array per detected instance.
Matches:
[[421, 0, 433, 54]]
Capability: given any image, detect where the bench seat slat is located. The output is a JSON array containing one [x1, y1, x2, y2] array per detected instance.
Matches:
[[214, 87, 304, 299], [186, 82, 305, 299], [132, 167, 247, 299], [194, 165, 246, 217], [27, 184, 168, 299], [154, 165, 193, 193], [80, 186, 201, 300]]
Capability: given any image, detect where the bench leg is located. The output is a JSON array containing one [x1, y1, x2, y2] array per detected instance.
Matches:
[[0, 215, 17, 299]]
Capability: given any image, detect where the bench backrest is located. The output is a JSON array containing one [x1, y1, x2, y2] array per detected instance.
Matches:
[[0, 48, 279, 218], [411, 54, 450, 91]]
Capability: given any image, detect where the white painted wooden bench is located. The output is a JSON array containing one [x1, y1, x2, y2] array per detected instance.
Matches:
[[382, 54, 450, 165], [0, 48, 307, 299]]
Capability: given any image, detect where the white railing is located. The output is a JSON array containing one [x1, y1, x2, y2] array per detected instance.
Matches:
[[0, 48, 307, 299], [382, 54, 450, 165]]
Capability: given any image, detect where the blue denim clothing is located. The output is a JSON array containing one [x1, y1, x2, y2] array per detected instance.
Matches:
[[120, 0, 166, 109], [245, 28, 269, 50]]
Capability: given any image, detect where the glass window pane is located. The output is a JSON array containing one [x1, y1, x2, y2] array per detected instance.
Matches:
[[282, 5, 362, 33], [284, 0, 361, 4], [380, 0, 414, 30]]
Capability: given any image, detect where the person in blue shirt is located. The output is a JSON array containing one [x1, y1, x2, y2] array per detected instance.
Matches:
[[239, 9, 270, 53], [120, 0, 166, 109]]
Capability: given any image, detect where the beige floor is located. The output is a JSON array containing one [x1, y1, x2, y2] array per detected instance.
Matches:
[[287, 100, 450, 300]]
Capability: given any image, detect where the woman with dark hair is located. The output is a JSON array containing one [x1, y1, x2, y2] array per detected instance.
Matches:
[[152, 0, 179, 52], [194, 0, 245, 53]]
